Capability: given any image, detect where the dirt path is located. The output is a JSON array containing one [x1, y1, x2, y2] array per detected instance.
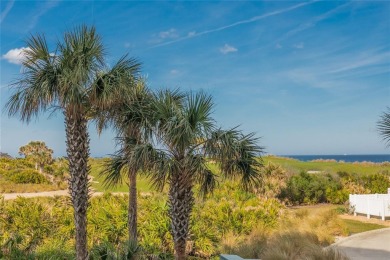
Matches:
[[1, 190, 128, 200]]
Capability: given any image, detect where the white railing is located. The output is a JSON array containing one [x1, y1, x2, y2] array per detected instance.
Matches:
[[349, 193, 390, 221]]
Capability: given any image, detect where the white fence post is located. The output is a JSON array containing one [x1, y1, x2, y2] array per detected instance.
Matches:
[[367, 195, 370, 219]]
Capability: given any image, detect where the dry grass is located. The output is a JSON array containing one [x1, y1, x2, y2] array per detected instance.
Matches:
[[221, 207, 349, 259]]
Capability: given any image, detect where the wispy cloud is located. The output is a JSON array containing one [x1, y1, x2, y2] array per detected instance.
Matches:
[[151, 1, 317, 48], [220, 44, 237, 54], [0, 0, 15, 24], [279, 2, 351, 42], [170, 69, 179, 75], [187, 31, 196, 37], [28, 1, 60, 30], [2, 47, 30, 64], [293, 42, 304, 49], [149, 28, 179, 44], [159, 28, 179, 39], [284, 48, 390, 91]]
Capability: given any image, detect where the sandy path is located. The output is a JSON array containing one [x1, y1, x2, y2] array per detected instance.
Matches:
[[1, 190, 128, 200]]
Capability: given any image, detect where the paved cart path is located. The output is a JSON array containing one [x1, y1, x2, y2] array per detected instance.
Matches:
[[333, 228, 390, 260]]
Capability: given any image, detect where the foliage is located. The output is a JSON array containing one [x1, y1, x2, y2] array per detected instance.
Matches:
[[378, 107, 390, 147], [0, 157, 67, 192], [0, 185, 283, 259], [18, 141, 53, 173], [279, 171, 331, 204], [278, 169, 390, 205], [257, 162, 290, 198], [221, 207, 348, 259], [6, 169, 48, 184]]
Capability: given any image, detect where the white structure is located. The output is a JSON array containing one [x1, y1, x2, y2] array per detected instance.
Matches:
[[349, 192, 390, 221]]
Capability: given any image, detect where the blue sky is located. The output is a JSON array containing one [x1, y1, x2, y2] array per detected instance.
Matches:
[[1, 0, 389, 157]]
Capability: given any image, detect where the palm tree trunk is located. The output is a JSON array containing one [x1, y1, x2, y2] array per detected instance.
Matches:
[[65, 110, 90, 260], [128, 168, 137, 243], [168, 172, 194, 260]]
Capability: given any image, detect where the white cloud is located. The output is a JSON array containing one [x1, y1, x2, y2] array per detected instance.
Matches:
[[293, 42, 304, 49], [2, 47, 31, 64], [159, 28, 179, 39], [220, 44, 237, 54], [187, 31, 196, 37], [275, 43, 282, 49]]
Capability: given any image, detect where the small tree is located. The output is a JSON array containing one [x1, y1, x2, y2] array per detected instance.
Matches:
[[149, 90, 263, 259], [19, 141, 53, 173]]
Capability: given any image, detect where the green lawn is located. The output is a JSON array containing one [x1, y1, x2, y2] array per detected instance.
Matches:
[[263, 156, 389, 175], [89, 158, 154, 193], [340, 219, 387, 235]]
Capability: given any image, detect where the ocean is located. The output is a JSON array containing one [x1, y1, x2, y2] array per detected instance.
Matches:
[[280, 154, 390, 163]]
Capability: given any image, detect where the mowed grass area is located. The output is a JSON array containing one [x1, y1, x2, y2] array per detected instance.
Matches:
[[263, 156, 389, 175], [341, 219, 387, 235], [89, 158, 154, 193], [89, 156, 389, 192]]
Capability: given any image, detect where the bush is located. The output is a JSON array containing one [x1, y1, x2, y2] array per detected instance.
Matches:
[[279, 172, 331, 204], [7, 169, 48, 184]]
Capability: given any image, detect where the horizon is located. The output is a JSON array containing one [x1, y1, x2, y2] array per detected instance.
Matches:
[[1, 1, 389, 157]]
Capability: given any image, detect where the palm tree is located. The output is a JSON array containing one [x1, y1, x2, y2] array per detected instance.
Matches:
[[5, 26, 140, 259], [148, 90, 264, 259], [378, 107, 390, 147], [96, 79, 154, 244]]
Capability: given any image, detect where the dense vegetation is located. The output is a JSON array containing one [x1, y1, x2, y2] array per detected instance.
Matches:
[[1, 156, 389, 258], [0, 158, 67, 193], [1, 183, 354, 259]]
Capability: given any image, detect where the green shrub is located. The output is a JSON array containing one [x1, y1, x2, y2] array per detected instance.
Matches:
[[7, 169, 48, 184], [279, 172, 329, 204]]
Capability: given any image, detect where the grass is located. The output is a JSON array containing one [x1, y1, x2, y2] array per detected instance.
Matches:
[[89, 158, 154, 193], [0, 176, 67, 193], [341, 219, 387, 235], [221, 206, 349, 259], [264, 155, 389, 175]]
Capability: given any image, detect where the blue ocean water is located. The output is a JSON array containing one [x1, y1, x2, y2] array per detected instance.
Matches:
[[280, 154, 390, 163]]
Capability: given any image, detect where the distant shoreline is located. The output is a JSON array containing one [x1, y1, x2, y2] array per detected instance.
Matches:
[[274, 154, 390, 163]]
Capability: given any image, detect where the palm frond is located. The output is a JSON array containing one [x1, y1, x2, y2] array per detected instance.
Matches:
[[190, 155, 218, 197], [100, 154, 127, 188], [205, 128, 264, 191], [5, 34, 59, 122], [378, 107, 390, 147]]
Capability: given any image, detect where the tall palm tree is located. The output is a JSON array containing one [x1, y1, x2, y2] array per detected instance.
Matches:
[[5, 26, 140, 259], [148, 90, 264, 259], [96, 79, 154, 244], [378, 107, 390, 147]]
